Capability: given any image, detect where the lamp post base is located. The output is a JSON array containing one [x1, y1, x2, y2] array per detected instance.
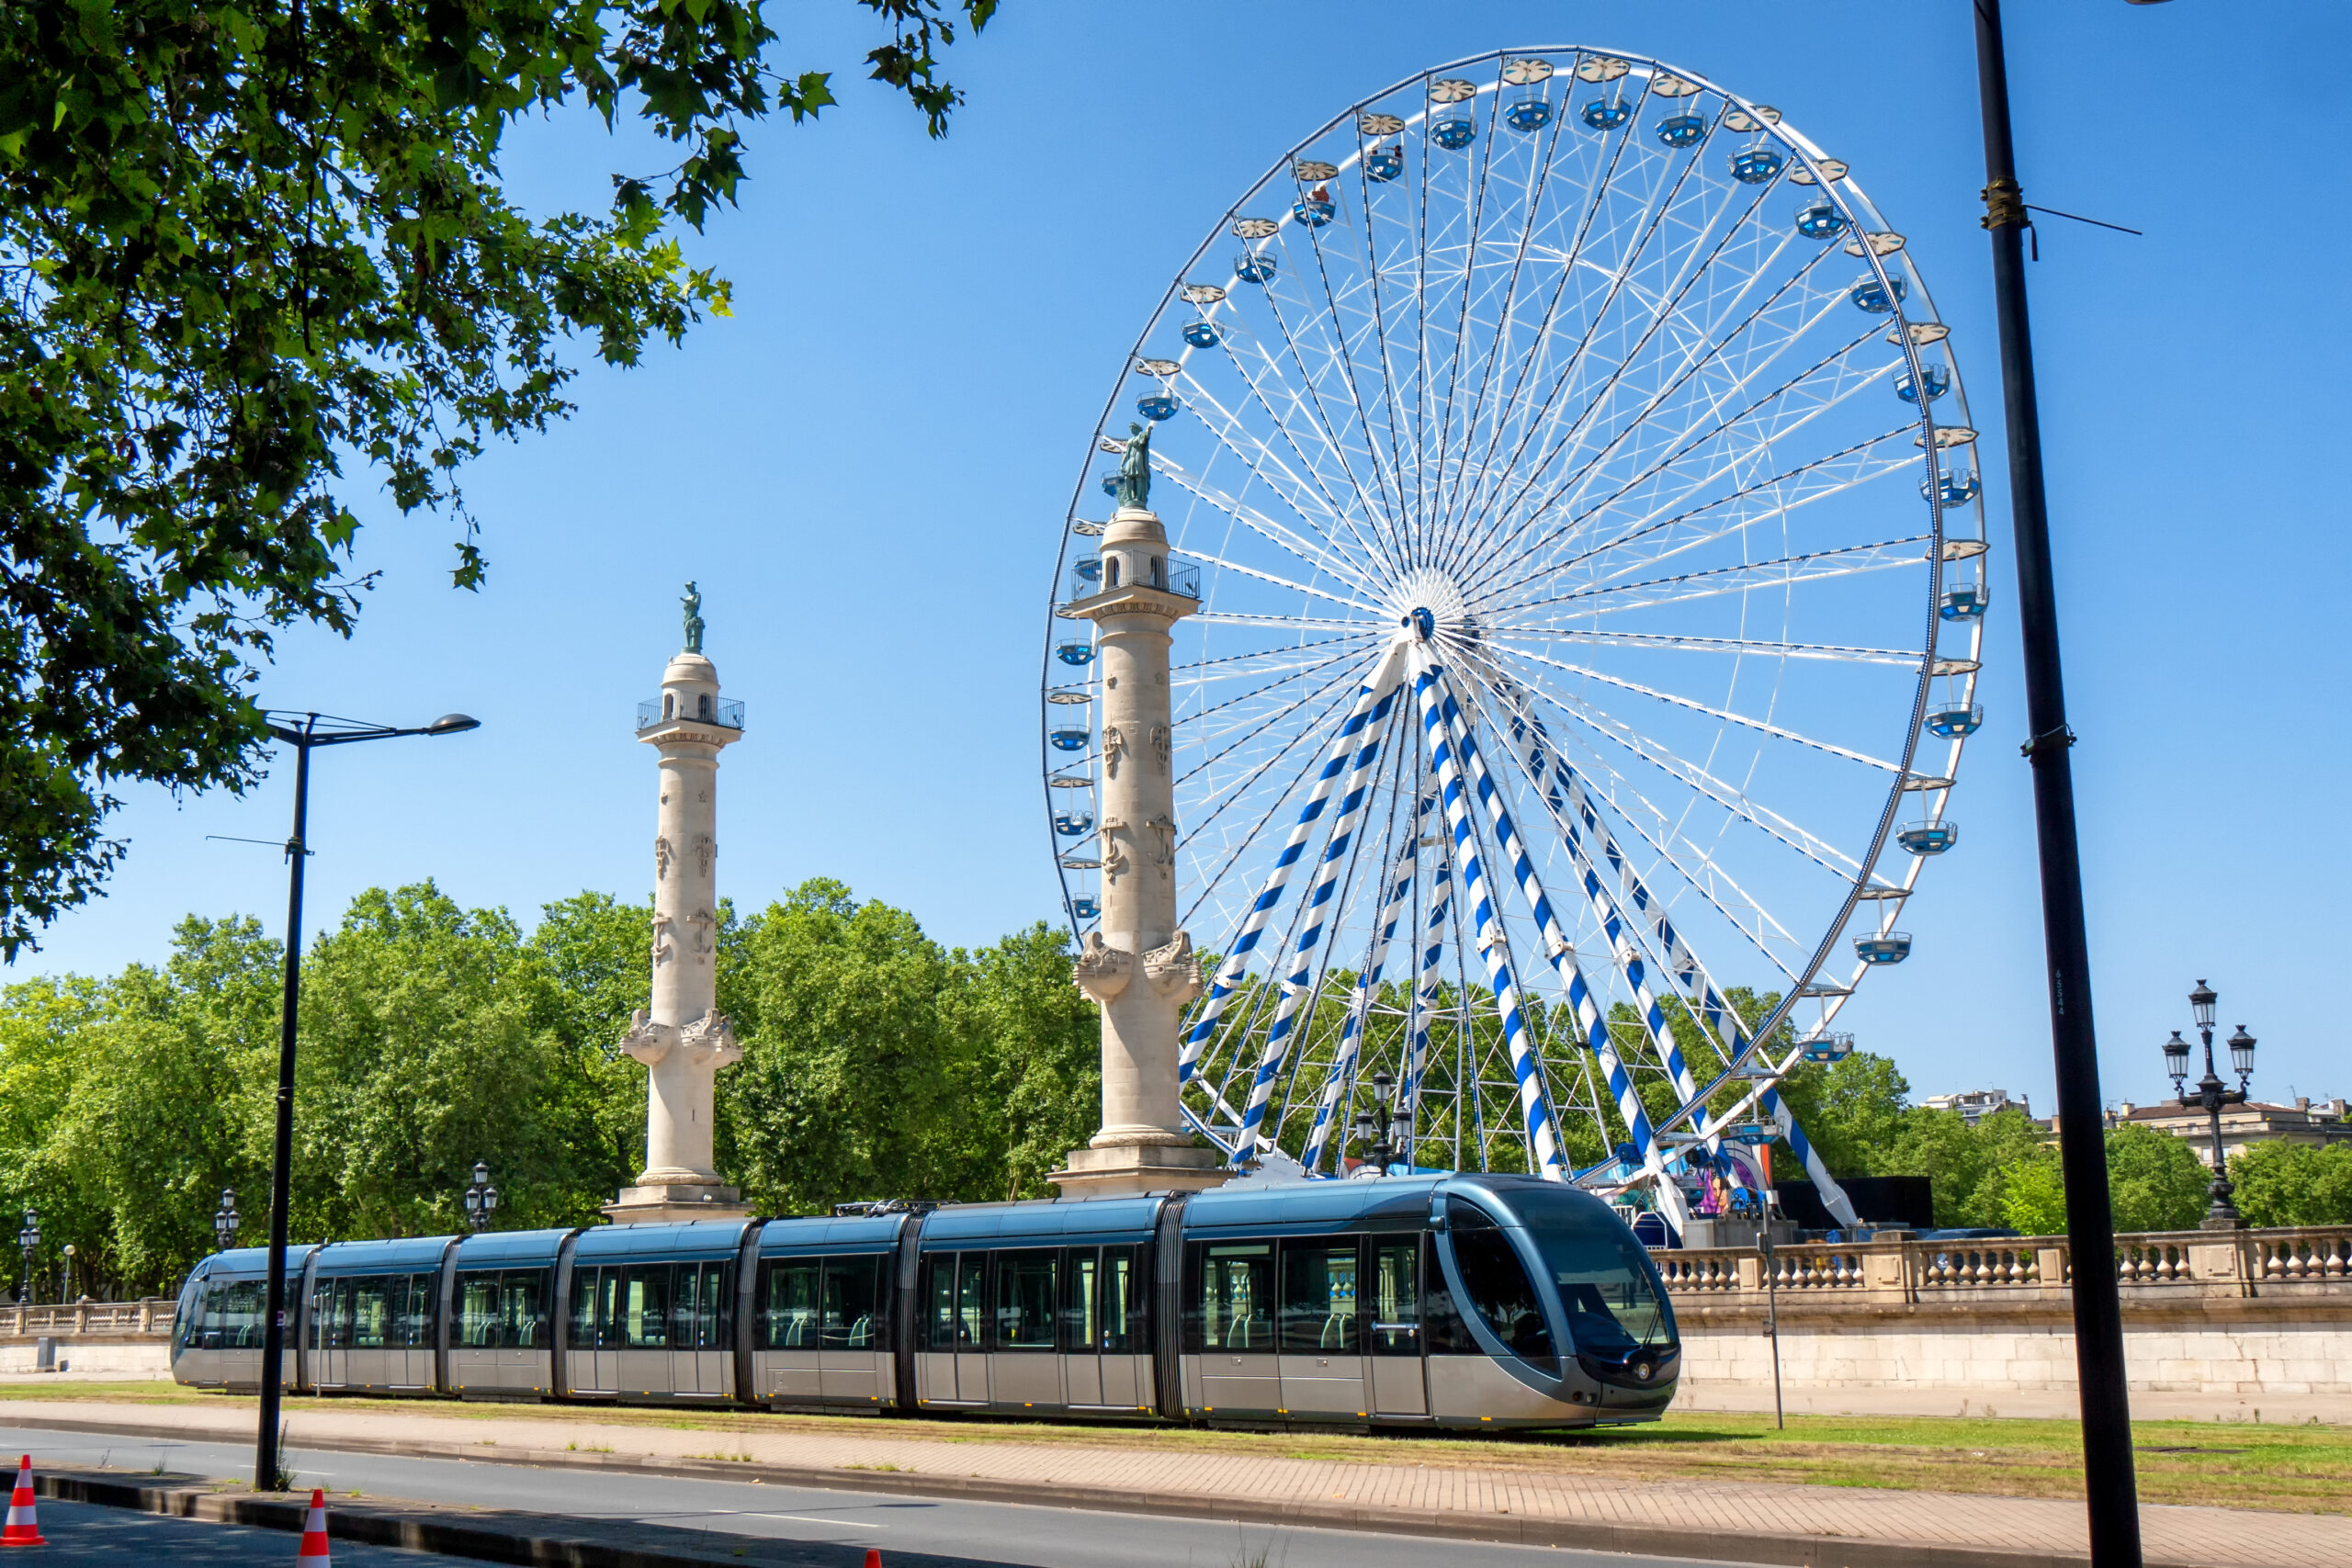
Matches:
[[1049, 1142, 1229, 1201], [603, 1181, 752, 1225], [2199, 1208, 2249, 1232]]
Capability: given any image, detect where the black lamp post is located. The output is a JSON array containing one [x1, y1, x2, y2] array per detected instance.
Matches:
[[16, 1210, 36, 1308], [252, 709, 479, 1494], [2164, 980, 2255, 1231], [1971, 4, 2173, 1562], [462, 1162, 501, 1234], [1351, 1070, 1414, 1177], [213, 1189, 240, 1253]]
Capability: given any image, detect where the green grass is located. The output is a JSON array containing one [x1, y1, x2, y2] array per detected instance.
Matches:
[[6, 1382, 2344, 1513]]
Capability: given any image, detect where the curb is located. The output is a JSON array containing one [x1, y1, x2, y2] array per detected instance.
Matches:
[[6, 1413, 2203, 1568], [29, 1467, 984, 1567]]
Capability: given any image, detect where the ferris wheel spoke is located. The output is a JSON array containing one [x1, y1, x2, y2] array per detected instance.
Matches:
[[1425, 103, 1713, 571], [1176, 543, 1385, 616], [1174, 381, 1396, 581], [1437, 131, 1780, 570], [1453, 247, 1853, 589], [1177, 655, 1378, 825], [1487, 626, 1921, 666], [1154, 448, 1389, 601], [1469, 340, 1905, 602], [1177, 630, 1377, 680], [1489, 640, 1901, 775], [1284, 226, 1419, 543], [1506, 531, 1931, 621]]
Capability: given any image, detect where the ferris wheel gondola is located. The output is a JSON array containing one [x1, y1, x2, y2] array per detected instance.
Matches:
[[1043, 48, 1987, 1231]]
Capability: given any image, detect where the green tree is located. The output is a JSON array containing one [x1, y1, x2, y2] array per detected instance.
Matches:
[[719, 878, 980, 1213], [1772, 1049, 1912, 1179], [948, 921, 1098, 1201], [289, 882, 576, 1239], [2230, 1139, 2352, 1228], [2105, 1123, 2213, 1233], [0, 0, 996, 956]]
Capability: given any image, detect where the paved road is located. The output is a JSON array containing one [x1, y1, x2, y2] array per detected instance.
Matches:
[[0, 1422, 1748, 1568], [5, 1493, 505, 1563]]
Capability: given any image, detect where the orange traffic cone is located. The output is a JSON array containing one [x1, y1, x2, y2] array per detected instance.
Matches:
[[863, 1552, 882, 1568], [297, 1487, 331, 1562], [0, 1455, 44, 1547]]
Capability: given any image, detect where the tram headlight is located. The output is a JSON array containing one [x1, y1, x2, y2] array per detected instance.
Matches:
[[1632, 1359, 1655, 1383]]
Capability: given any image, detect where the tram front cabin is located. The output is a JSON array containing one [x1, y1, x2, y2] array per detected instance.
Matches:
[[171, 1175, 1678, 1429]]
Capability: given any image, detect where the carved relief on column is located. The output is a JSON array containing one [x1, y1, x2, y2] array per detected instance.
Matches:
[[1073, 931, 1135, 1002], [1102, 725, 1127, 780], [652, 913, 676, 966], [654, 836, 673, 882], [1149, 724, 1170, 776], [1145, 815, 1177, 883], [678, 1010, 742, 1067], [1101, 817, 1129, 885], [1143, 931, 1204, 1004], [694, 834, 715, 879], [619, 1008, 676, 1065], [686, 908, 717, 955]]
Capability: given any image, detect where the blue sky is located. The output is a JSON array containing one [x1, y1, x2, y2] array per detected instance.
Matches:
[[11, 2, 2346, 1117]]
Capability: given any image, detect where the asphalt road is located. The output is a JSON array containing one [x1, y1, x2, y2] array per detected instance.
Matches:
[[0, 1421, 1754, 1568], [2, 1492, 506, 1563]]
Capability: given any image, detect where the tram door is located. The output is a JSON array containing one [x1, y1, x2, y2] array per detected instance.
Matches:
[[920, 1253, 987, 1404], [568, 1267, 620, 1394], [1061, 1246, 1146, 1409], [1194, 1241, 1279, 1414], [1277, 1237, 1367, 1420], [672, 1262, 728, 1395], [1368, 1239, 1427, 1416]]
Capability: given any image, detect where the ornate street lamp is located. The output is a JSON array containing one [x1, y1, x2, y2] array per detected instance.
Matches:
[[2163, 978, 2255, 1231], [213, 1189, 240, 1253], [1351, 1071, 1414, 1178], [61, 1243, 74, 1303], [461, 1162, 500, 1234], [17, 1210, 38, 1307]]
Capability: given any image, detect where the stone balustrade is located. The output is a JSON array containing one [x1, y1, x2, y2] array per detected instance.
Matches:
[[1659, 1224, 2352, 1303], [0, 1299, 174, 1342]]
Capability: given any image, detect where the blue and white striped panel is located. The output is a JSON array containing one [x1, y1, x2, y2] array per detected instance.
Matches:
[[1400, 844, 1455, 1122], [1179, 642, 1410, 1088], [1230, 671, 1403, 1164], [1429, 677, 1664, 1184], [1408, 651, 1563, 1180], [1299, 796, 1430, 1172]]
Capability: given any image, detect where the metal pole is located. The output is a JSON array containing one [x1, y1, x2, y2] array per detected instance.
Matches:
[[255, 726, 311, 1492], [1759, 1228, 1784, 1430], [1969, 4, 2142, 1562]]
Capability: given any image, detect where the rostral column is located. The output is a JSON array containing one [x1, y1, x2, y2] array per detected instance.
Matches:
[[1052, 424, 1226, 1199], [605, 582, 751, 1224]]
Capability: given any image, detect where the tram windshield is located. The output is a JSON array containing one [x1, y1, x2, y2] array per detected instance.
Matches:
[[1510, 1192, 1678, 1356]]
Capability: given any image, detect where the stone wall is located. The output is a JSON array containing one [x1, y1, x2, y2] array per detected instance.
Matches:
[[1664, 1224, 2352, 1421]]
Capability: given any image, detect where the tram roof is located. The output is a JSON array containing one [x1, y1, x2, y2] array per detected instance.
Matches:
[[200, 1244, 319, 1278], [573, 1219, 753, 1263], [452, 1227, 575, 1268], [311, 1235, 457, 1276], [1182, 1174, 1445, 1235], [755, 1213, 907, 1255], [918, 1194, 1165, 1247]]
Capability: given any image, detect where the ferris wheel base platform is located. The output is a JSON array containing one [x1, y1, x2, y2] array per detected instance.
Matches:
[[1050, 1142, 1229, 1201]]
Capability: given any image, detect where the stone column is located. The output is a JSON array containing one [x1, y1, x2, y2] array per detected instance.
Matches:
[[605, 649, 752, 1224], [1051, 504, 1226, 1199]]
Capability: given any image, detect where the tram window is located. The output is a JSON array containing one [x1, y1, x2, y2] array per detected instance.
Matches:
[[1371, 1241, 1420, 1357], [1186, 1240, 1273, 1352], [209, 1279, 262, 1349], [1279, 1239, 1362, 1354], [673, 1261, 729, 1350], [569, 1268, 604, 1350], [504, 1269, 547, 1348], [956, 1253, 986, 1348], [617, 1263, 672, 1348], [400, 1271, 437, 1348], [922, 1257, 955, 1349], [822, 1256, 885, 1350], [1450, 1207, 1553, 1361], [350, 1277, 393, 1349], [1523, 1217, 1676, 1355], [763, 1258, 821, 1348], [996, 1249, 1057, 1350], [1105, 1246, 1143, 1353], [1062, 1249, 1102, 1349], [458, 1273, 501, 1348], [1419, 1233, 1474, 1354]]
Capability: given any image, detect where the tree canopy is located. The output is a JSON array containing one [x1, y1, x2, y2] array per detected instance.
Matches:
[[0, 0, 995, 957], [0, 874, 1087, 1299]]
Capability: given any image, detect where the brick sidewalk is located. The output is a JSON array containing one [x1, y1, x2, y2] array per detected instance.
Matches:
[[2, 1399, 2341, 1568]]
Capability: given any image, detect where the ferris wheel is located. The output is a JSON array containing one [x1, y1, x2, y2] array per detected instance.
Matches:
[[1042, 47, 1987, 1225]]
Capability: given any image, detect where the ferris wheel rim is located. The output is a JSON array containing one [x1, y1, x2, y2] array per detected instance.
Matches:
[[1043, 42, 1986, 1192]]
